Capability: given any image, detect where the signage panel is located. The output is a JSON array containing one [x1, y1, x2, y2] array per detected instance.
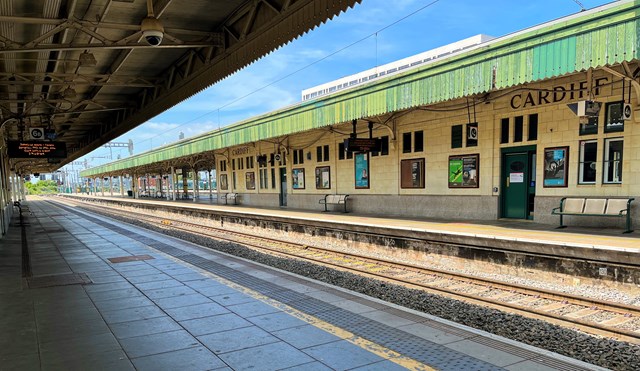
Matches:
[[7, 141, 67, 158], [345, 138, 381, 152]]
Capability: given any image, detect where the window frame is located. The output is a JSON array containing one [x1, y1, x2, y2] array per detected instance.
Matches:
[[603, 137, 623, 184], [578, 140, 597, 185]]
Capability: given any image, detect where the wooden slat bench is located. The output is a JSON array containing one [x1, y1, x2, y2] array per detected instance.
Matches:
[[551, 197, 634, 233], [319, 194, 350, 213], [220, 192, 239, 205]]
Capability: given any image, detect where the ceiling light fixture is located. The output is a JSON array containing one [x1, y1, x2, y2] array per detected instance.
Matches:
[[79, 51, 97, 67]]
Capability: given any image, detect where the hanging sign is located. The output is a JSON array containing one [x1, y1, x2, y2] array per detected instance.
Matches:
[[7, 141, 67, 158]]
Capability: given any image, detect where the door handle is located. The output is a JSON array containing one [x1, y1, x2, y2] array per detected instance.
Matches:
[[506, 177, 510, 188]]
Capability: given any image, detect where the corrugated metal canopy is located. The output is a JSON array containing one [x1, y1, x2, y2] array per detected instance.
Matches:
[[82, 0, 640, 177], [1, 0, 362, 174]]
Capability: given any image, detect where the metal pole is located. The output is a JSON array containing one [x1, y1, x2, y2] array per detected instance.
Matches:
[[158, 172, 163, 198], [120, 175, 124, 197], [208, 169, 213, 201], [171, 167, 176, 201], [193, 170, 198, 202]]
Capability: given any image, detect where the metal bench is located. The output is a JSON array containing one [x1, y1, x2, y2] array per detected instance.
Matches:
[[551, 197, 634, 233], [319, 194, 349, 213], [220, 192, 239, 205]]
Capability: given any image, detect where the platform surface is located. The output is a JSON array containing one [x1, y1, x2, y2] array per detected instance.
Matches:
[[0, 198, 607, 370]]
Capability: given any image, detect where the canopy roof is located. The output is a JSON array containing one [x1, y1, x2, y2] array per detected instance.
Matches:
[[1, 0, 361, 173]]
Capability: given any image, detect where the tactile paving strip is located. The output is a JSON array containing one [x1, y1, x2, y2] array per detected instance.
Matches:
[[52, 202, 595, 371]]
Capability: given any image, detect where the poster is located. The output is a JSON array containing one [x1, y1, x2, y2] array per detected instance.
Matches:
[[292, 168, 305, 189], [543, 147, 568, 187], [354, 153, 369, 189], [245, 172, 255, 190], [219, 174, 228, 190], [315, 166, 331, 189], [400, 158, 425, 188], [449, 154, 479, 188]]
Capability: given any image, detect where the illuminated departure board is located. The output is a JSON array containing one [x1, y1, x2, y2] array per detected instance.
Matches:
[[7, 141, 67, 158]]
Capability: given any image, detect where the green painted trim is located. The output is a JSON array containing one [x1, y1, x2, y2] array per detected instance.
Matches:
[[82, 1, 640, 177]]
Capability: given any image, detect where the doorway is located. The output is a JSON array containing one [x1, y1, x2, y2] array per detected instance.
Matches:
[[501, 146, 536, 219], [279, 167, 287, 207]]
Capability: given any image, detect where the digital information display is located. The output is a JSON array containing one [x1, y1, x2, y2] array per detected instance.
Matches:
[[7, 141, 67, 158], [345, 138, 381, 152]]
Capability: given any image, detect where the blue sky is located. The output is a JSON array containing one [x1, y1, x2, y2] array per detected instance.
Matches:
[[83, 0, 613, 165]]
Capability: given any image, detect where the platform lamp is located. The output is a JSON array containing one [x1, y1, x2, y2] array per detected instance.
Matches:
[[78, 51, 97, 67]]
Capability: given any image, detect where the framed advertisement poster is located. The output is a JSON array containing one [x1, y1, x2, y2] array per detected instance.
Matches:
[[315, 166, 331, 189], [245, 172, 256, 190], [401, 158, 425, 188], [354, 153, 369, 189], [448, 154, 479, 188], [219, 174, 228, 190], [292, 168, 305, 189], [543, 146, 568, 187]]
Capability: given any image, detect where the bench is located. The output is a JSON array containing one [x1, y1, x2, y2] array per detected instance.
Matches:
[[220, 192, 239, 205], [551, 197, 634, 233], [319, 194, 349, 213]]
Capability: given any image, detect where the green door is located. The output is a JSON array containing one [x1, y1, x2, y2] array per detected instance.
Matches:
[[502, 152, 529, 219]]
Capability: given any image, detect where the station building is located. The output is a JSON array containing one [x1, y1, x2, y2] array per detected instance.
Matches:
[[82, 1, 640, 229]]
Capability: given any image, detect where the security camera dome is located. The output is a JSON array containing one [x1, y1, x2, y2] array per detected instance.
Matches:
[[141, 16, 164, 46]]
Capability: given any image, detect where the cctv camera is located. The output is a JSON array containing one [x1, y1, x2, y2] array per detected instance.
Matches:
[[143, 30, 163, 46], [141, 17, 164, 46]]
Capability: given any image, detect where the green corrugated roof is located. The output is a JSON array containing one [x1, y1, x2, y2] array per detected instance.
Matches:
[[82, 0, 640, 177]]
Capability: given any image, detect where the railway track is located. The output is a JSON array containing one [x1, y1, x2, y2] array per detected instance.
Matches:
[[52, 196, 640, 344]]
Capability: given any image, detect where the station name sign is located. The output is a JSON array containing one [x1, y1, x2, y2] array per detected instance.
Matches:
[[345, 138, 381, 153], [510, 77, 609, 110], [7, 141, 67, 158]]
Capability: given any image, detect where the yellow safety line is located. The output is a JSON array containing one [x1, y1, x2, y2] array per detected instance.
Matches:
[[197, 268, 436, 371]]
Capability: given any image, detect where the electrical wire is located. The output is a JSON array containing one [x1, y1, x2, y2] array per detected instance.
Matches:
[[116, 0, 443, 157]]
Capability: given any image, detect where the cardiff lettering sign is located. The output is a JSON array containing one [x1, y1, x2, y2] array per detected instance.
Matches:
[[7, 141, 67, 158]]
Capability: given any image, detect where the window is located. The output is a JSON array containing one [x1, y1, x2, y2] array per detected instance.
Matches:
[[579, 116, 598, 136], [514, 116, 523, 142], [528, 114, 538, 141], [246, 156, 253, 169], [451, 125, 463, 148], [259, 168, 268, 189], [219, 160, 227, 172], [466, 123, 478, 147], [316, 145, 330, 162], [604, 102, 624, 133], [271, 168, 276, 189], [402, 132, 411, 153], [338, 142, 345, 160], [238, 158, 244, 170], [603, 138, 623, 184], [380, 136, 389, 156], [232, 159, 236, 171], [500, 118, 509, 144], [293, 149, 304, 165], [232, 172, 237, 189], [578, 140, 597, 184], [414, 130, 424, 152]]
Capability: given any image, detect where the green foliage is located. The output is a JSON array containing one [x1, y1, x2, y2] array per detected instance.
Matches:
[[25, 180, 59, 195]]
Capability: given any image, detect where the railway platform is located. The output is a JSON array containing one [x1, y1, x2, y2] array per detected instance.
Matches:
[[0, 197, 607, 371]]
